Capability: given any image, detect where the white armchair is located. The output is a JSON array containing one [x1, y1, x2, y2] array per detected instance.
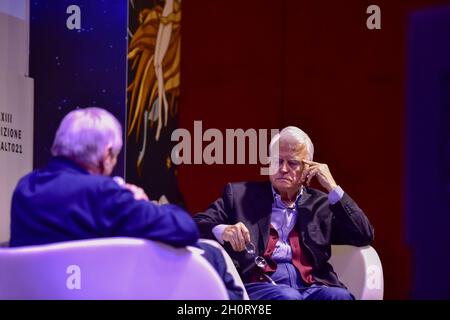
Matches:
[[0, 237, 229, 300], [329, 245, 384, 300], [0, 237, 383, 300]]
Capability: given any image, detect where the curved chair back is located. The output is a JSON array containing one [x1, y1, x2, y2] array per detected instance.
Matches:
[[329, 245, 384, 300], [0, 237, 229, 300]]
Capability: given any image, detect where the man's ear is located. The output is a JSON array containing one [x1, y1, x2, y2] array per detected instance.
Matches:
[[106, 145, 114, 159], [99, 145, 113, 174], [99, 147, 108, 162]]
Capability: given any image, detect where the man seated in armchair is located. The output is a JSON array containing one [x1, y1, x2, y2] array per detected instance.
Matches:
[[194, 126, 375, 300]]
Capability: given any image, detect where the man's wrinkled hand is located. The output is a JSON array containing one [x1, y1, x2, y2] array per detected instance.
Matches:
[[222, 222, 251, 252], [301, 160, 338, 192]]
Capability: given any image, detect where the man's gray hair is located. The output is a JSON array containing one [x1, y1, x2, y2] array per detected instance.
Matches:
[[51, 107, 123, 168], [269, 126, 314, 160]]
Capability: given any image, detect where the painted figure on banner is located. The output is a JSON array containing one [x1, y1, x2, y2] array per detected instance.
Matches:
[[127, 0, 182, 205]]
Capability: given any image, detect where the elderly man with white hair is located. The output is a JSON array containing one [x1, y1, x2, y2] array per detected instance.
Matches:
[[10, 107, 199, 247], [194, 126, 375, 300], [9, 107, 246, 300]]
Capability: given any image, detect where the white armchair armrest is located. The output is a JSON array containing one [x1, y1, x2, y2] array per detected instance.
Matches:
[[329, 245, 384, 300]]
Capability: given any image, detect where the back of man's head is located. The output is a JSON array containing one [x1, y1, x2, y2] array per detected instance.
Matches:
[[51, 107, 123, 169]]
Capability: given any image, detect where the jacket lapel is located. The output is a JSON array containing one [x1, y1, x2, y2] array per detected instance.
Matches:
[[254, 182, 273, 253], [296, 187, 313, 231], [295, 188, 319, 266]]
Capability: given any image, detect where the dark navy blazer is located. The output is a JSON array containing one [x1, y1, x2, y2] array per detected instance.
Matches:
[[10, 157, 199, 247], [194, 181, 375, 287]]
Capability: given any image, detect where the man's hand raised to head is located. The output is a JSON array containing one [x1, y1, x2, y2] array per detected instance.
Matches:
[[222, 222, 251, 252], [301, 159, 338, 192]]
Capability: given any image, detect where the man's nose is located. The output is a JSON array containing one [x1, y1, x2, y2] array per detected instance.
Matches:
[[279, 161, 289, 172]]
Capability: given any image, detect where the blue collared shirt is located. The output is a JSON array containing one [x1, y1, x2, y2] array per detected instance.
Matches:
[[270, 186, 301, 262], [270, 185, 345, 262]]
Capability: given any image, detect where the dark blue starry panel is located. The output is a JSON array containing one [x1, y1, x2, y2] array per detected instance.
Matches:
[[30, 0, 127, 176]]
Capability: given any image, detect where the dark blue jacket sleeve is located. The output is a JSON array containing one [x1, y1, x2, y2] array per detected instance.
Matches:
[[96, 180, 199, 247]]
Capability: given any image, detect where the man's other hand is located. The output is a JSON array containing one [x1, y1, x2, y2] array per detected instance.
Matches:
[[123, 183, 150, 201]]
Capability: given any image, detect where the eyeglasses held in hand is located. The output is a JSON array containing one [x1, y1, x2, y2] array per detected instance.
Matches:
[[245, 242, 277, 285]]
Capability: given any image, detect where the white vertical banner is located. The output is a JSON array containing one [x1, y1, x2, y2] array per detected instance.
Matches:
[[0, 0, 34, 244]]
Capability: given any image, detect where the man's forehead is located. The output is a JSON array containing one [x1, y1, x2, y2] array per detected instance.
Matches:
[[272, 145, 307, 161], [278, 140, 306, 153]]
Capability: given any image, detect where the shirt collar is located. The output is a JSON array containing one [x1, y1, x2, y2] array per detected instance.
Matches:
[[271, 185, 303, 209]]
